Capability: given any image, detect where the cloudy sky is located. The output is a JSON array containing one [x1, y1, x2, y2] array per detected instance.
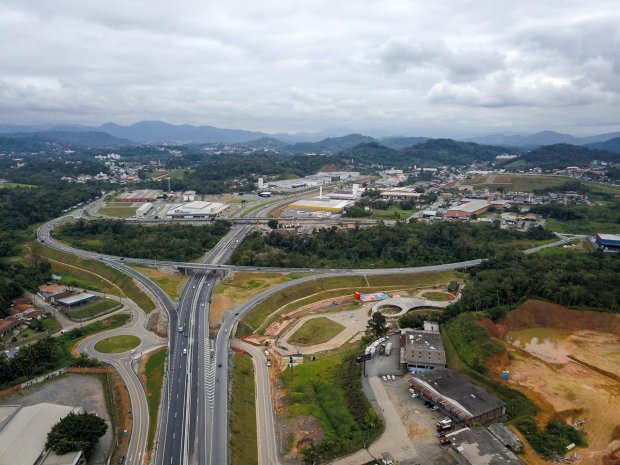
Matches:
[[1, 0, 619, 136]]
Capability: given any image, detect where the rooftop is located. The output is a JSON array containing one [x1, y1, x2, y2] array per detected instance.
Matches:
[[410, 368, 505, 418], [449, 199, 490, 213], [55, 293, 96, 306], [167, 201, 228, 216], [445, 427, 524, 465], [288, 199, 350, 211], [597, 233, 620, 241], [0, 403, 82, 465], [403, 329, 446, 366], [38, 284, 66, 294]]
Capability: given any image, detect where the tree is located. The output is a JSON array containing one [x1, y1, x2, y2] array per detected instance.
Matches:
[[366, 312, 387, 339], [46, 412, 107, 456], [267, 219, 279, 229]]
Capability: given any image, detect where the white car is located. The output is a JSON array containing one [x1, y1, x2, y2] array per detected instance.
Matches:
[[382, 375, 388, 381], [264, 350, 270, 356], [411, 393, 419, 399], [408, 388, 416, 394]]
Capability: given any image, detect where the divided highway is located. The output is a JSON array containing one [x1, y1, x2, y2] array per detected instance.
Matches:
[[37, 198, 573, 465]]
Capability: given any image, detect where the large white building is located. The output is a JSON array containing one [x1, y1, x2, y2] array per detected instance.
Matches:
[[0, 403, 85, 465], [166, 201, 229, 219]]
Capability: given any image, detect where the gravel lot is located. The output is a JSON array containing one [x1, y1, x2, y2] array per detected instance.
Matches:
[[0, 373, 113, 464]]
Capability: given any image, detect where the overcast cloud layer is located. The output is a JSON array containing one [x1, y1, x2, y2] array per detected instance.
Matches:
[[1, 0, 619, 136]]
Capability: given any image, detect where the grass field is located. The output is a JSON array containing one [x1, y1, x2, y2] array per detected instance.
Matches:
[[144, 348, 167, 454], [237, 272, 458, 337], [66, 298, 120, 320], [545, 217, 620, 235], [421, 291, 454, 301], [42, 316, 62, 334], [94, 335, 141, 354], [0, 182, 36, 189], [99, 203, 137, 217], [38, 244, 156, 313], [231, 353, 258, 465], [288, 317, 345, 346], [130, 266, 188, 301], [468, 174, 620, 195], [370, 205, 412, 220]]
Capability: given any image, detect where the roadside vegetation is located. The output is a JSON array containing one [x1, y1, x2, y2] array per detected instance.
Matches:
[[281, 344, 383, 464], [143, 348, 167, 455], [54, 219, 231, 261], [230, 222, 554, 268], [130, 265, 188, 301], [288, 317, 345, 346], [231, 353, 258, 465]]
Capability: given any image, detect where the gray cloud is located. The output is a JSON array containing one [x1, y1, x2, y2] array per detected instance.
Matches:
[[0, 0, 619, 136]]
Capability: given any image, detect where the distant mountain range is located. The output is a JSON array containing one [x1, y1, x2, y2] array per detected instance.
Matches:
[[467, 130, 620, 148], [0, 121, 617, 147]]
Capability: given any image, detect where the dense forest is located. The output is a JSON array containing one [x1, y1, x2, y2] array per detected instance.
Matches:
[[55, 219, 231, 261], [444, 250, 620, 320], [0, 176, 103, 315], [230, 222, 554, 268]]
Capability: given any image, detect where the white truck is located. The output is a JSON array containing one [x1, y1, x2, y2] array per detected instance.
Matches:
[[384, 342, 393, 356]]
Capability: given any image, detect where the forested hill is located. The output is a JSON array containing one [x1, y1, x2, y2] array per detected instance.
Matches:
[[587, 136, 620, 153], [54, 219, 231, 261], [504, 143, 620, 169], [229, 222, 554, 268], [337, 139, 509, 167]]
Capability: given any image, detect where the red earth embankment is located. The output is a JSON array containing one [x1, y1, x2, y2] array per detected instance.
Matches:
[[482, 299, 620, 337]]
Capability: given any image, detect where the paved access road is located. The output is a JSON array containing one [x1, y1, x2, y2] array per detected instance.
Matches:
[[231, 340, 281, 465]]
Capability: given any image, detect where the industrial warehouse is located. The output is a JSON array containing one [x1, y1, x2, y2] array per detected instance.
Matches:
[[115, 189, 164, 203], [166, 200, 229, 219], [400, 322, 447, 372], [595, 233, 620, 251], [443, 427, 524, 465], [409, 368, 506, 425], [446, 199, 490, 219]]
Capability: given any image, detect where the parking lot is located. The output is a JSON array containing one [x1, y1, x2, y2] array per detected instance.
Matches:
[[380, 375, 456, 465], [364, 334, 401, 378]]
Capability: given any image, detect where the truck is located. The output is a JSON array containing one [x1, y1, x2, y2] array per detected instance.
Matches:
[[384, 342, 393, 356]]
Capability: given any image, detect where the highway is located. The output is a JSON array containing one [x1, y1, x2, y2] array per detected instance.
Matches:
[[36, 196, 574, 465]]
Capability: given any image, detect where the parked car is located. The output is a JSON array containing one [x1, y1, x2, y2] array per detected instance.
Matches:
[[117, 456, 125, 464], [411, 393, 419, 399], [382, 375, 388, 381], [408, 388, 416, 394]]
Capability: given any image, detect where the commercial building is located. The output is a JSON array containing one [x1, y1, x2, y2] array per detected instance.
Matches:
[[595, 233, 620, 251], [115, 189, 164, 203], [288, 199, 350, 212], [0, 403, 86, 465], [380, 187, 422, 200], [400, 322, 446, 372], [166, 201, 229, 219], [55, 293, 97, 307], [443, 427, 524, 465], [135, 202, 153, 217], [447, 199, 490, 219], [409, 368, 506, 425]]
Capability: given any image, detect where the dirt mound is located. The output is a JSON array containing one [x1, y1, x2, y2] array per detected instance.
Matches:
[[498, 300, 620, 335]]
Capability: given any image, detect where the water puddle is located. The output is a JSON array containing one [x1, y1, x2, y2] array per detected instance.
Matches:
[[507, 327, 572, 363]]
